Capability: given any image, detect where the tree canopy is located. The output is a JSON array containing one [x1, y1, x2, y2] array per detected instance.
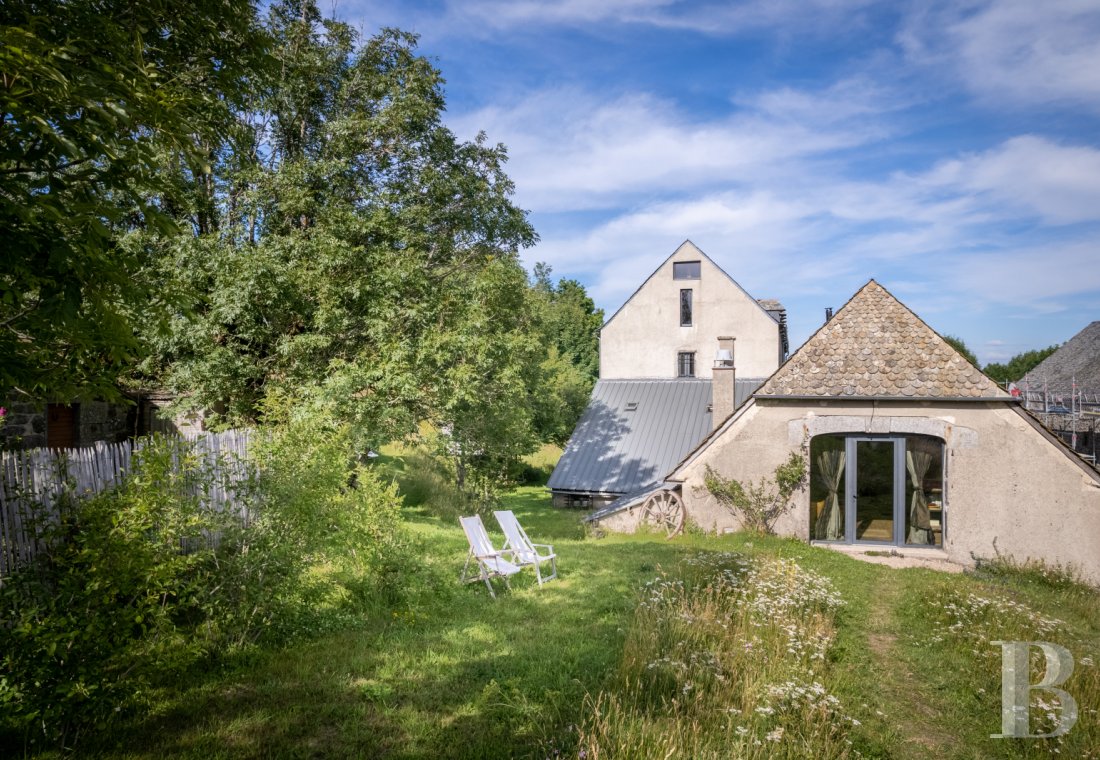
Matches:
[[0, 0, 267, 401], [983, 345, 1060, 384], [3, 0, 602, 496]]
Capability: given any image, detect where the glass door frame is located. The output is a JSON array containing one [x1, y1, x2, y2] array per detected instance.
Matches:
[[845, 436, 906, 546]]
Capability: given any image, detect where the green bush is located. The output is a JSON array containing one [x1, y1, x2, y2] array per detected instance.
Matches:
[[0, 437, 228, 747], [0, 423, 406, 749]]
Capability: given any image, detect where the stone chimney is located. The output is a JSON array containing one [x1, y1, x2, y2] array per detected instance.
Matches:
[[712, 336, 735, 430]]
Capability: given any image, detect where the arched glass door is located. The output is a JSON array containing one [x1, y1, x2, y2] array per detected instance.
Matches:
[[811, 434, 945, 547]]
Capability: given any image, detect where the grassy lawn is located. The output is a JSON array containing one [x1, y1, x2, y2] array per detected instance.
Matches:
[[47, 472, 1099, 759]]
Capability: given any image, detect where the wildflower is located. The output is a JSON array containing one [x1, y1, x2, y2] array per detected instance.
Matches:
[[765, 727, 785, 742]]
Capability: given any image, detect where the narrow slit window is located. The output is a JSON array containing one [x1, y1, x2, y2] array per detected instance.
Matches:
[[680, 289, 693, 326]]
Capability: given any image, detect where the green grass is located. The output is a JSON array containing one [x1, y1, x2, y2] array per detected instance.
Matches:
[[14, 466, 1099, 759]]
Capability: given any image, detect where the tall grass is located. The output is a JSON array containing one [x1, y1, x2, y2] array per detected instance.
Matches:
[[913, 566, 1100, 758], [578, 551, 857, 759]]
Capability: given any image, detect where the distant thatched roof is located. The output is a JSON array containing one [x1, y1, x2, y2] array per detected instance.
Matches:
[[1022, 321, 1100, 392]]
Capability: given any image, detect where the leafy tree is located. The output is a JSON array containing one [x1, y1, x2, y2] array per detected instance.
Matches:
[[148, 2, 538, 493], [531, 263, 603, 382], [0, 0, 267, 401], [983, 345, 1060, 384], [942, 335, 979, 367], [528, 263, 603, 444]]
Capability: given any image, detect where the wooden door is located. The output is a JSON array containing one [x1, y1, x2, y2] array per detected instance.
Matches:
[[47, 404, 77, 449]]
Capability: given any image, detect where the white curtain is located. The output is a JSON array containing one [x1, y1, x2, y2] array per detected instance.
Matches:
[[814, 449, 845, 541], [905, 449, 934, 545]]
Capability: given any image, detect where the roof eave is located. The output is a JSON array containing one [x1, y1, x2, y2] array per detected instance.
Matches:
[[752, 394, 1019, 403]]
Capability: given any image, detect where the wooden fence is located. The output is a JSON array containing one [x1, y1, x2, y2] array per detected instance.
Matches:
[[0, 429, 253, 579]]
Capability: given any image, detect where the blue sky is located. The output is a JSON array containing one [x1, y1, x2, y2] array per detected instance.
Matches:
[[342, 0, 1100, 365]]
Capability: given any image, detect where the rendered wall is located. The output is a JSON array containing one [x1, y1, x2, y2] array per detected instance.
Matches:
[[600, 242, 781, 380], [665, 399, 1100, 583]]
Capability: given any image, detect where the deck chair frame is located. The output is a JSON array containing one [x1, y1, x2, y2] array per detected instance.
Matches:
[[493, 510, 558, 586], [460, 515, 522, 598]]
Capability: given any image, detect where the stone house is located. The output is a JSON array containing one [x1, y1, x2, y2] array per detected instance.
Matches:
[[548, 240, 788, 509], [592, 280, 1100, 583], [1, 391, 201, 450]]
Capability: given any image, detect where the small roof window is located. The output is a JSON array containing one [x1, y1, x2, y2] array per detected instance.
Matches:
[[624, 402, 639, 412], [673, 261, 700, 280]]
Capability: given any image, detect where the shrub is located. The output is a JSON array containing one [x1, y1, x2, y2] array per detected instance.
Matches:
[[0, 436, 231, 747], [699, 452, 806, 535], [0, 422, 405, 749]]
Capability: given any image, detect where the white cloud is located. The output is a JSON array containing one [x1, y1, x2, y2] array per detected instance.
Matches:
[[900, 0, 1100, 111], [514, 127, 1100, 324], [450, 80, 896, 212], [949, 240, 1100, 307], [434, 0, 879, 36], [920, 136, 1100, 225]]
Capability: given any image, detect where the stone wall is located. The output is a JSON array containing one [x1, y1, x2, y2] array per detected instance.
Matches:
[[0, 401, 47, 449], [78, 401, 133, 446], [1, 399, 134, 450]]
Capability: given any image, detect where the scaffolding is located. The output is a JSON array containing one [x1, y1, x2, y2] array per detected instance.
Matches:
[[1011, 376, 1100, 465]]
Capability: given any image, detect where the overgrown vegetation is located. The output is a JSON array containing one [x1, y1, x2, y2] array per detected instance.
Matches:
[[3, 0, 600, 505], [0, 425, 404, 749], [700, 452, 807, 534], [578, 552, 856, 758], [7, 476, 1092, 759]]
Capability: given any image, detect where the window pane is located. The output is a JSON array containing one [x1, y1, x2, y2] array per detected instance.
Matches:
[[680, 289, 692, 326], [904, 436, 944, 547], [855, 440, 895, 542], [677, 352, 695, 377], [810, 435, 846, 541], [673, 261, 700, 279]]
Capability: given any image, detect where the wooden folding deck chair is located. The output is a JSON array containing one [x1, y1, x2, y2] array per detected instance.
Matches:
[[459, 515, 523, 598], [493, 510, 558, 586]]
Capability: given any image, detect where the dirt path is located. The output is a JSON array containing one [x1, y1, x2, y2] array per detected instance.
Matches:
[[864, 573, 958, 758]]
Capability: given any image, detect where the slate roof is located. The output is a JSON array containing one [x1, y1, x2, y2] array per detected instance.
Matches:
[[548, 378, 763, 495], [1022, 321, 1100, 392], [756, 280, 1010, 400]]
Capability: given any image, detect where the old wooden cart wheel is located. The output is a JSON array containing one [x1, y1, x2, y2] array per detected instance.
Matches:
[[641, 489, 685, 538]]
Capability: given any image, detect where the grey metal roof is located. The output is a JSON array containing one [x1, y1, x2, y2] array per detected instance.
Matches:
[[548, 378, 763, 495]]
